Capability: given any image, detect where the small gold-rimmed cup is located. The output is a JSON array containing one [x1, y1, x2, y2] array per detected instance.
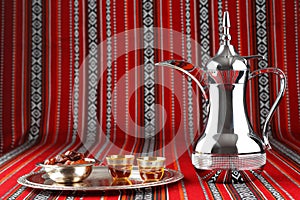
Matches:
[[137, 156, 166, 182], [106, 155, 134, 180]]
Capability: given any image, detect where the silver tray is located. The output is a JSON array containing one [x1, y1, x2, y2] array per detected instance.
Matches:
[[17, 166, 184, 191]]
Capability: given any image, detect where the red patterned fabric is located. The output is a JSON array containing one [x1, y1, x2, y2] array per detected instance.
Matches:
[[0, 0, 299, 199]]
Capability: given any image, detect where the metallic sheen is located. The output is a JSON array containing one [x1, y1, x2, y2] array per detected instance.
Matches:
[[37, 158, 96, 183], [156, 11, 286, 183], [18, 166, 184, 190]]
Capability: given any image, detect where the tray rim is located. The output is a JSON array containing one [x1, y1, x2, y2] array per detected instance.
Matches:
[[17, 166, 184, 191]]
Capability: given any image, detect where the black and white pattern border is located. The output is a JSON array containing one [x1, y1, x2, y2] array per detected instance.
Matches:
[[73, 0, 80, 137], [251, 170, 285, 199], [86, 0, 98, 148], [217, 0, 223, 41], [199, 0, 210, 123], [255, 0, 271, 133], [29, 0, 43, 140], [105, 0, 113, 139], [143, 0, 155, 150], [185, 0, 195, 143]]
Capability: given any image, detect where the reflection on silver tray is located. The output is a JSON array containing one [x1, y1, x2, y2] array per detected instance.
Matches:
[[17, 166, 184, 191]]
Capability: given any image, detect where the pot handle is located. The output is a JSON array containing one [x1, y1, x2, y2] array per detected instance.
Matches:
[[248, 68, 286, 149]]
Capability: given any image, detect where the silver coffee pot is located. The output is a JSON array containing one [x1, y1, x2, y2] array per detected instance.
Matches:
[[156, 11, 286, 183]]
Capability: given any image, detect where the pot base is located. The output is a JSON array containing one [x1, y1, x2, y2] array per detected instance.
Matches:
[[192, 153, 266, 183]]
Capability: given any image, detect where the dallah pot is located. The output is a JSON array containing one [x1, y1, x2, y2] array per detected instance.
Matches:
[[156, 12, 286, 183]]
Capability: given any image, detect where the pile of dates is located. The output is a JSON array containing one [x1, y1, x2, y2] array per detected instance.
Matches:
[[44, 150, 88, 165]]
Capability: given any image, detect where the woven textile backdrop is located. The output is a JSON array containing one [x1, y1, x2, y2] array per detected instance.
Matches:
[[0, 0, 299, 199]]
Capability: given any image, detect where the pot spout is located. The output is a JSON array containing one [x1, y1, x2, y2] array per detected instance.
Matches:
[[155, 60, 209, 103]]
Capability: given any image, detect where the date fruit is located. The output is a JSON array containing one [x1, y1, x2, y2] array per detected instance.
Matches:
[[44, 150, 88, 165]]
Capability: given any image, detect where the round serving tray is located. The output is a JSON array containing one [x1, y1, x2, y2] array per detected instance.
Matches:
[[17, 166, 184, 191]]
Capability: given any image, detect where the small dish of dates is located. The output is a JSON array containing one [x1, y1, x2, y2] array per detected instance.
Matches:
[[38, 150, 98, 183]]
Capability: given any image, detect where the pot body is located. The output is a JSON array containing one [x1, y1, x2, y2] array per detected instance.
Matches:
[[192, 71, 266, 183]]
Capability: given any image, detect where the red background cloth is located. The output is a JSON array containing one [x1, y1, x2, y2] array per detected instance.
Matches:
[[0, 0, 299, 199]]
